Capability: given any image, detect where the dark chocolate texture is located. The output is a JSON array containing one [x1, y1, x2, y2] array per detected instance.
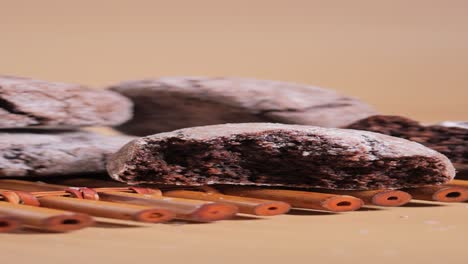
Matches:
[[347, 115, 467, 171], [107, 123, 455, 190], [110, 77, 377, 136], [0, 75, 133, 128]]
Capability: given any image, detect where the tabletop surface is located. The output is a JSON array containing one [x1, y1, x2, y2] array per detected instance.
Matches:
[[1, 200, 467, 264]]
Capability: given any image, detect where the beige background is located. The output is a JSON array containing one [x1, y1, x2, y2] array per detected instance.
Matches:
[[1, 0, 467, 122], [1, 1, 468, 264]]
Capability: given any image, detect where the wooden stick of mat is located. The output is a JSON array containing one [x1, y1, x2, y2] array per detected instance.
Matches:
[[445, 179, 468, 189], [403, 185, 468, 203], [163, 190, 290, 216], [0, 201, 93, 232], [0, 179, 162, 196], [0, 214, 22, 233], [0, 180, 72, 192], [36, 196, 175, 223], [97, 191, 238, 222], [219, 187, 363, 212], [312, 189, 412, 207], [49, 177, 202, 193]]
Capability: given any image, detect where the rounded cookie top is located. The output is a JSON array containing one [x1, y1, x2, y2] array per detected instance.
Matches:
[[110, 77, 377, 135], [109, 123, 456, 188], [0, 75, 133, 128]]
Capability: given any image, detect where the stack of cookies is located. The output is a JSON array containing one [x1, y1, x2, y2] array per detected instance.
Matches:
[[1, 76, 465, 191], [0, 76, 135, 178]]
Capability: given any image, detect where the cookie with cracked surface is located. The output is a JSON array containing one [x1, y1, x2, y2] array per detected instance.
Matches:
[[0, 131, 134, 177], [0, 75, 133, 128], [347, 115, 468, 171], [107, 123, 454, 190], [110, 77, 377, 136]]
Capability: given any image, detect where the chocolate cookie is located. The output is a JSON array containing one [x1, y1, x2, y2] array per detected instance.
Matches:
[[347, 115, 468, 171], [107, 123, 454, 190], [110, 77, 377, 136], [0, 131, 134, 177], [438, 121, 468, 130], [0, 76, 133, 128]]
